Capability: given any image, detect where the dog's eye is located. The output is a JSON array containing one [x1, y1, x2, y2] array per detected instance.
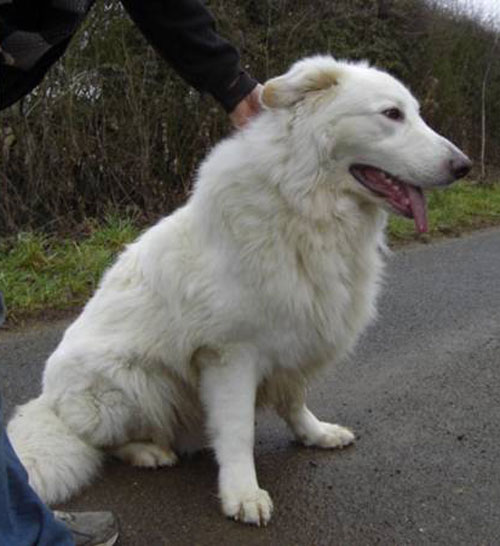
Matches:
[[382, 108, 404, 121]]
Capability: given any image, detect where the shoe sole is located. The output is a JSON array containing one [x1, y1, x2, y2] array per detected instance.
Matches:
[[98, 532, 119, 546]]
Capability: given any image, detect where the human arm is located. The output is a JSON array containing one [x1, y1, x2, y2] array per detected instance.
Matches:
[[119, 0, 259, 116]]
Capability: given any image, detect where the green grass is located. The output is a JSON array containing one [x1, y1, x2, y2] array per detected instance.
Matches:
[[0, 217, 140, 322], [1, 181, 500, 322], [388, 181, 500, 242]]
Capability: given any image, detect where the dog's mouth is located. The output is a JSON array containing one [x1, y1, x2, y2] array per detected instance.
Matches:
[[349, 165, 428, 233]]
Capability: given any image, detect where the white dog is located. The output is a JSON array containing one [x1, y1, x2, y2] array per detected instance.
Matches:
[[8, 56, 470, 526]]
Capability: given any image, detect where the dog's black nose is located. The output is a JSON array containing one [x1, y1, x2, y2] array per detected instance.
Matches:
[[450, 156, 472, 180]]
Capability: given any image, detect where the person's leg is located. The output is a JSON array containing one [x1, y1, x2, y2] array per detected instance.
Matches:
[[0, 295, 118, 546], [0, 396, 74, 546]]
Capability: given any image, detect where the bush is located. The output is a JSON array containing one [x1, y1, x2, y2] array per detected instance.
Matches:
[[0, 0, 498, 235]]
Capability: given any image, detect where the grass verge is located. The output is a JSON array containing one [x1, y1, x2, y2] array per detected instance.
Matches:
[[0, 217, 140, 324], [388, 181, 500, 242], [1, 181, 500, 324]]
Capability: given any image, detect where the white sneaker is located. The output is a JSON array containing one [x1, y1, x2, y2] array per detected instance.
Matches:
[[54, 511, 119, 546]]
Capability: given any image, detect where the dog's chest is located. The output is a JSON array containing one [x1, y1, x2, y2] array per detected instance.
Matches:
[[250, 228, 384, 369]]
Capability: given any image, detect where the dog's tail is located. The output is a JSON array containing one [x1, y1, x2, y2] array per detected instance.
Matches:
[[7, 396, 103, 505]]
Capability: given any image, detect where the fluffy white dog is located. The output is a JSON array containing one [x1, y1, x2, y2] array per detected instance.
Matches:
[[8, 56, 471, 526]]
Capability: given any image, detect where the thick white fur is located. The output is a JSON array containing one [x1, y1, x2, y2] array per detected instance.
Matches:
[[8, 56, 467, 525]]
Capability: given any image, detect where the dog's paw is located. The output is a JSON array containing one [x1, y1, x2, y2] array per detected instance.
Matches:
[[112, 442, 178, 468], [221, 487, 273, 526], [303, 423, 355, 449]]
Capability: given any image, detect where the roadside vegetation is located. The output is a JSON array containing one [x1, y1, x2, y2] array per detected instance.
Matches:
[[389, 181, 500, 242], [1, 0, 499, 322], [1, 181, 500, 323], [1, 0, 499, 235], [0, 217, 140, 323]]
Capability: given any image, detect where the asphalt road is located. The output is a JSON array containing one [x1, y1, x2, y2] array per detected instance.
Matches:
[[1, 228, 499, 546]]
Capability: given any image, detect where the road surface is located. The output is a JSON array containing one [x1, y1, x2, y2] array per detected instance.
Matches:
[[1, 228, 499, 545]]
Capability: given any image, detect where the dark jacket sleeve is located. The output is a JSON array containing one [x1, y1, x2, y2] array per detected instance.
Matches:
[[119, 0, 258, 112]]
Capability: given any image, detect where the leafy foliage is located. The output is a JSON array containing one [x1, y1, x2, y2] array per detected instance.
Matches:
[[0, 0, 499, 234]]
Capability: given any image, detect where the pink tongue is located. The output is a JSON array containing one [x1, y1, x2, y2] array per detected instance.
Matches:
[[407, 185, 428, 233]]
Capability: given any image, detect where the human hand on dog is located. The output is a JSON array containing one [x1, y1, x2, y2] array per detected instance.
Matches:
[[229, 84, 263, 128]]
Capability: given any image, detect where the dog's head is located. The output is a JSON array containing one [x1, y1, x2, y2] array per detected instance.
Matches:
[[260, 56, 471, 232]]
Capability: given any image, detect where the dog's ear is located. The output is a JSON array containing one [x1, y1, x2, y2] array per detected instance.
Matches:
[[261, 57, 341, 109]]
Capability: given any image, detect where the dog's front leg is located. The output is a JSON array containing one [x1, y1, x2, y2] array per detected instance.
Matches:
[[199, 345, 273, 526]]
